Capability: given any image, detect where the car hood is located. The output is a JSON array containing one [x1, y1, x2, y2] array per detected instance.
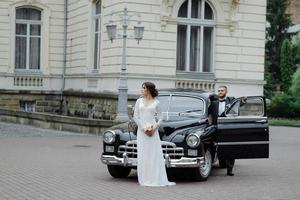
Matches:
[[159, 119, 207, 142], [108, 121, 131, 132], [107, 118, 208, 142]]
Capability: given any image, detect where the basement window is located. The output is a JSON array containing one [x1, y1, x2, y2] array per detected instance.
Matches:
[[20, 100, 36, 112]]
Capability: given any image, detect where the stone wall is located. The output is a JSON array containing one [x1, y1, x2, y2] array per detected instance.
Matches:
[[0, 90, 138, 120], [0, 90, 61, 112], [0, 108, 117, 134], [63, 91, 138, 120]]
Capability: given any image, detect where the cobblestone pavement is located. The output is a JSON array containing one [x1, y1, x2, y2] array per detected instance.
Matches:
[[0, 122, 300, 200]]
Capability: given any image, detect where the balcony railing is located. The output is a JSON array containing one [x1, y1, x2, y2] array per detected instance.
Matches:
[[14, 76, 43, 87], [175, 80, 215, 92]]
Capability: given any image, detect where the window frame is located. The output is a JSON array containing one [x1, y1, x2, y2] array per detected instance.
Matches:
[[92, 0, 102, 71], [15, 8, 42, 71], [176, 0, 216, 73], [9, 3, 50, 75]]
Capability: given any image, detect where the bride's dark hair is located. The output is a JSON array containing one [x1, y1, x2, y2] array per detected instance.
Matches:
[[142, 82, 158, 98]]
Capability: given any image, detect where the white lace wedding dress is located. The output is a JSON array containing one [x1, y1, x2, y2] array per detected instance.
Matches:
[[133, 97, 176, 187]]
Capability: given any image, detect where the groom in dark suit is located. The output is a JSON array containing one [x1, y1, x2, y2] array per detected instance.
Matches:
[[209, 85, 235, 176]]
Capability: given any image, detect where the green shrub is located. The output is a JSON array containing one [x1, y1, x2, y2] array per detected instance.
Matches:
[[264, 63, 276, 99], [290, 68, 300, 98], [268, 94, 300, 118], [291, 33, 300, 71], [279, 39, 294, 92]]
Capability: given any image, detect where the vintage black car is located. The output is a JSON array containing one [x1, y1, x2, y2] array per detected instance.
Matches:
[[101, 89, 269, 181]]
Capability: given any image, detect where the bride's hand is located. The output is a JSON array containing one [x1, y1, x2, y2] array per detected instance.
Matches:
[[144, 126, 154, 136], [144, 130, 153, 136]]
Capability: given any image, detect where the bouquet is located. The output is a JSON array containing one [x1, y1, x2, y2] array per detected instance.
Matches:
[[144, 122, 154, 137]]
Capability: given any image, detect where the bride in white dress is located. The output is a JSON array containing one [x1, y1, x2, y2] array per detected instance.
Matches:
[[133, 82, 176, 187]]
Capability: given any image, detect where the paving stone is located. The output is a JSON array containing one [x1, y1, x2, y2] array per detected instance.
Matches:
[[0, 123, 300, 200]]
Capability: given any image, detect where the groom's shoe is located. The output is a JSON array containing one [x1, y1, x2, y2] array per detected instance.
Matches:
[[227, 170, 234, 176]]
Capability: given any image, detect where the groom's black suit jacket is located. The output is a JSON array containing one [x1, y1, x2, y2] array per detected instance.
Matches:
[[210, 96, 235, 125], [209, 96, 237, 172]]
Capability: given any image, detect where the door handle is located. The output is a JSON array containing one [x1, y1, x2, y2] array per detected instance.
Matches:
[[256, 119, 267, 123]]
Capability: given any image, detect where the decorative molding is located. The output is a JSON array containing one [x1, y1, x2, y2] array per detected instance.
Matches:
[[160, 0, 175, 31], [176, 71, 215, 80], [87, 78, 98, 88], [176, 80, 215, 91], [232, 0, 240, 5], [216, 78, 265, 85], [14, 76, 43, 87], [229, 0, 240, 32], [25, 0, 37, 5]]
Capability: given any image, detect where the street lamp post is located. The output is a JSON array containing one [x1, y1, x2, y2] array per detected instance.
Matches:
[[106, 7, 144, 122]]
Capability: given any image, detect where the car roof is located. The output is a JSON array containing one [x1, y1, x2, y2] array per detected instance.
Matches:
[[159, 88, 216, 99]]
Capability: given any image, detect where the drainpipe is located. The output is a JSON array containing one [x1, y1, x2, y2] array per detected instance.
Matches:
[[60, 0, 68, 114]]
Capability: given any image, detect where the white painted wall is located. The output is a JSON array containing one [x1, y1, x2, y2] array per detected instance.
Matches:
[[0, 0, 266, 96], [213, 0, 266, 95]]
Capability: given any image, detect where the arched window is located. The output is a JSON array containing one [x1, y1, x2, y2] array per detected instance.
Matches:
[[176, 0, 215, 72], [15, 7, 41, 70], [93, 0, 101, 70]]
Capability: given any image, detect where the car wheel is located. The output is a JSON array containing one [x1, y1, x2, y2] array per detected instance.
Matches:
[[218, 158, 227, 168], [107, 165, 131, 178], [193, 148, 212, 181]]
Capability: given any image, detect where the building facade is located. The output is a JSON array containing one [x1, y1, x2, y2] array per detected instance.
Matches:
[[0, 0, 266, 117], [288, 0, 300, 25], [287, 0, 300, 33]]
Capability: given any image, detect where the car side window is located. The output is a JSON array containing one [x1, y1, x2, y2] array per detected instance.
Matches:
[[226, 101, 240, 117], [239, 98, 264, 116], [157, 95, 205, 121], [169, 95, 205, 115], [225, 97, 264, 117]]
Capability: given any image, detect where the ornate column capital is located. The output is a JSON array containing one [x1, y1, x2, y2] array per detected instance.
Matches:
[[160, 0, 175, 31], [229, 0, 240, 32]]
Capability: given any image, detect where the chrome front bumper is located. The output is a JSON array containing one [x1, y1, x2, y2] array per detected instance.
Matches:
[[101, 153, 205, 168]]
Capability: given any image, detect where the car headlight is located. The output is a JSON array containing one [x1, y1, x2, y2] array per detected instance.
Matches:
[[103, 130, 116, 144], [186, 133, 200, 148]]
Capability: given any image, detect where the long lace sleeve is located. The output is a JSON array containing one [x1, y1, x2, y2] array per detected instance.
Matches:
[[133, 98, 143, 129], [155, 100, 163, 127]]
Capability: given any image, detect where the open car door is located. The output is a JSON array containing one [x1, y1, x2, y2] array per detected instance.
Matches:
[[217, 96, 269, 159]]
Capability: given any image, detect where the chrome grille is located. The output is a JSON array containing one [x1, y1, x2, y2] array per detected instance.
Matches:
[[118, 140, 184, 159]]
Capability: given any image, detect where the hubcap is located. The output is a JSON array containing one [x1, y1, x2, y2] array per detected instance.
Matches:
[[200, 150, 212, 176]]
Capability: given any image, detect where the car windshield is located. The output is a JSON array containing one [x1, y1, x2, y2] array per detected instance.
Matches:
[[157, 95, 206, 121]]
